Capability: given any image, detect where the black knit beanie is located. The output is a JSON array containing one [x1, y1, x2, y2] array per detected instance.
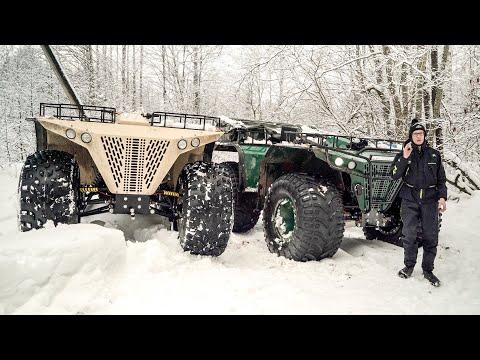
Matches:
[[408, 118, 426, 140]]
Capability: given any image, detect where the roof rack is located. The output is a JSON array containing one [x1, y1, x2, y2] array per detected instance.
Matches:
[[39, 103, 116, 123], [150, 111, 221, 130], [36, 104, 222, 131]]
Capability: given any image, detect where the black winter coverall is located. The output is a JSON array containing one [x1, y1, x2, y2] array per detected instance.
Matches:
[[390, 141, 447, 271]]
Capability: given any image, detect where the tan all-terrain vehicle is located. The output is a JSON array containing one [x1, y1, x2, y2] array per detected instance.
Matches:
[[18, 104, 234, 256], [18, 45, 234, 256]]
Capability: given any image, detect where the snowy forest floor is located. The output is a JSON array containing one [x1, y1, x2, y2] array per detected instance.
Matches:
[[0, 163, 479, 315]]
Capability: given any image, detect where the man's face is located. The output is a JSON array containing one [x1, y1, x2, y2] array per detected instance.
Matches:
[[412, 130, 425, 145]]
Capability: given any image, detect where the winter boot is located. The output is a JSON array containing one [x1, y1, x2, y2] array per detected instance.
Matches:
[[423, 271, 441, 287], [398, 266, 414, 279]]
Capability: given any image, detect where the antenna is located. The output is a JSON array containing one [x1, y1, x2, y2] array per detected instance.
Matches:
[[40, 45, 83, 108]]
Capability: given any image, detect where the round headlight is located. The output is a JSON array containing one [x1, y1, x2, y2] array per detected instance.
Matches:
[[334, 157, 344, 166], [81, 132, 92, 143], [66, 128, 76, 139], [347, 161, 356, 170], [177, 139, 187, 150], [191, 138, 200, 147]]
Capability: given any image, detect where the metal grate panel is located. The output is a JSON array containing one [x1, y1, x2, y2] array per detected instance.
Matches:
[[101, 136, 125, 187], [124, 138, 146, 192], [371, 163, 391, 177], [385, 178, 402, 201], [144, 140, 170, 189], [100, 136, 170, 193], [373, 180, 390, 201], [367, 162, 403, 211]]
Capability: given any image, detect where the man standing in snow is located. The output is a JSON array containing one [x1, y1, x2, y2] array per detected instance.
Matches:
[[390, 119, 448, 287]]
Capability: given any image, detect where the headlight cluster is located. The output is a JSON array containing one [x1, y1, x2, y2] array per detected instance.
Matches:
[[65, 128, 76, 139], [81, 132, 92, 143], [65, 128, 201, 150], [191, 138, 200, 147], [65, 129, 92, 143], [177, 139, 187, 150], [177, 138, 200, 150], [334, 157, 357, 170]]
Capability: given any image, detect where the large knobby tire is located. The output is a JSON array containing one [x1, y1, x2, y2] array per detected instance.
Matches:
[[18, 150, 80, 232], [363, 212, 442, 247], [363, 224, 405, 247], [176, 161, 233, 256], [219, 161, 260, 233], [263, 173, 345, 262]]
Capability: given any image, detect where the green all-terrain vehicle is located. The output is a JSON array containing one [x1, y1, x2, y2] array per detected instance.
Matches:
[[214, 117, 418, 261]]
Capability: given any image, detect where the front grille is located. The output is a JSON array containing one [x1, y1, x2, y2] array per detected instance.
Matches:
[[372, 180, 394, 201], [101, 136, 125, 187], [367, 162, 402, 211], [144, 140, 169, 189], [101, 136, 170, 193], [370, 163, 391, 177], [124, 138, 146, 192]]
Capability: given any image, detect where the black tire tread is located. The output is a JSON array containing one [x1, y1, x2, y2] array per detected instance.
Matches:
[[177, 161, 233, 256], [263, 173, 345, 262], [18, 150, 79, 231]]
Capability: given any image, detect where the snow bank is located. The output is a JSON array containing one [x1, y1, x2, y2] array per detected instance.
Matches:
[[0, 224, 126, 314]]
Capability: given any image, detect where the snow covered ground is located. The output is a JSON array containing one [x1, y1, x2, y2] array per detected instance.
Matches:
[[1, 163, 479, 315]]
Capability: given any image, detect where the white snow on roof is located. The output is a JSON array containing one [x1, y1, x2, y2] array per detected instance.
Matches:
[[301, 125, 325, 134], [219, 115, 244, 128]]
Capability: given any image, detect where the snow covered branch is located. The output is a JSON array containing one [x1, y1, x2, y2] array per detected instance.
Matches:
[[444, 150, 480, 192], [446, 171, 475, 195]]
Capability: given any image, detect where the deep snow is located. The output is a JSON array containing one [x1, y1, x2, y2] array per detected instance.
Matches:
[[1, 163, 479, 314]]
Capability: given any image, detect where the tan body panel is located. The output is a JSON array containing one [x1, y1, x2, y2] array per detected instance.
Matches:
[[168, 146, 206, 188], [47, 131, 97, 184], [38, 117, 223, 195]]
